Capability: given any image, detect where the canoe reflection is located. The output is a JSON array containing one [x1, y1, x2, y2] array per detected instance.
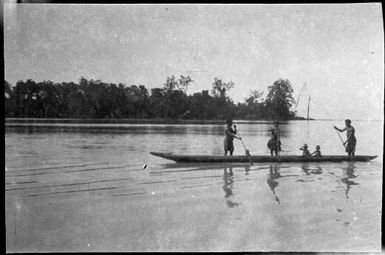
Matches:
[[267, 164, 281, 204], [223, 167, 239, 208]]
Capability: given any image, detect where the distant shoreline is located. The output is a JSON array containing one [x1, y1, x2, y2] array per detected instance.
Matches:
[[4, 118, 291, 125], [5, 117, 318, 125], [6, 118, 382, 126]]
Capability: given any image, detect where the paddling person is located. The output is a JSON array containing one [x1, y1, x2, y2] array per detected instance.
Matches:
[[267, 134, 281, 156], [300, 144, 310, 156], [268, 121, 281, 155], [310, 145, 322, 157], [334, 119, 356, 156], [224, 119, 241, 156]]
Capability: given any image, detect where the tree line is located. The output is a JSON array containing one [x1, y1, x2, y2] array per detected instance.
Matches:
[[4, 76, 299, 120]]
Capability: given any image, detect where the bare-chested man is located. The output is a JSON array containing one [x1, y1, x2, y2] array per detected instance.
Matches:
[[334, 119, 357, 156]]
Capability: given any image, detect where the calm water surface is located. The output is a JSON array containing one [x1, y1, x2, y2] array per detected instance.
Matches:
[[5, 120, 383, 251]]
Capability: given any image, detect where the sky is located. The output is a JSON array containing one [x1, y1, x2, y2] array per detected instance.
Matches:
[[4, 3, 384, 120]]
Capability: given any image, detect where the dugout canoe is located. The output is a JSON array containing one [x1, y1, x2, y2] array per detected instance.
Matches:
[[150, 152, 377, 163]]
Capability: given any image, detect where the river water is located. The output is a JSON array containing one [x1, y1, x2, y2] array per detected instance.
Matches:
[[5, 120, 383, 251]]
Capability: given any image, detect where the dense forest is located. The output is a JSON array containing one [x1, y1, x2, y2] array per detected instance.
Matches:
[[4, 76, 301, 120]]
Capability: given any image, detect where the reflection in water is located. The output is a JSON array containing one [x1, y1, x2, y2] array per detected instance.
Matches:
[[301, 163, 323, 176], [311, 167, 323, 175], [267, 164, 281, 204], [340, 162, 358, 198], [301, 163, 311, 175], [223, 167, 239, 208], [244, 165, 250, 175]]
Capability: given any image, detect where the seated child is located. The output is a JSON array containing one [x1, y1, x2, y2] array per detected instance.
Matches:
[[300, 144, 310, 156], [267, 134, 281, 156], [310, 145, 322, 157]]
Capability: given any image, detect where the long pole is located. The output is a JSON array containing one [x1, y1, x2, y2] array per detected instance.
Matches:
[[335, 129, 346, 148], [295, 82, 306, 110], [237, 131, 253, 166], [307, 96, 311, 120]]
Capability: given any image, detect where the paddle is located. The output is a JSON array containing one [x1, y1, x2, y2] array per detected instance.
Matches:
[[236, 128, 253, 165], [334, 127, 346, 149]]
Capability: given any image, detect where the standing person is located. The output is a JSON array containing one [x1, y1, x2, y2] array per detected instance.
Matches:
[[267, 134, 281, 156], [270, 121, 281, 154], [334, 119, 357, 156], [224, 119, 241, 156]]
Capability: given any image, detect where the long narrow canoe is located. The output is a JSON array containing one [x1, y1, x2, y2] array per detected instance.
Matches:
[[150, 152, 377, 163]]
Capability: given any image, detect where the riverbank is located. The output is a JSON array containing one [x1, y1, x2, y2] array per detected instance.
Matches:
[[5, 118, 313, 125]]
